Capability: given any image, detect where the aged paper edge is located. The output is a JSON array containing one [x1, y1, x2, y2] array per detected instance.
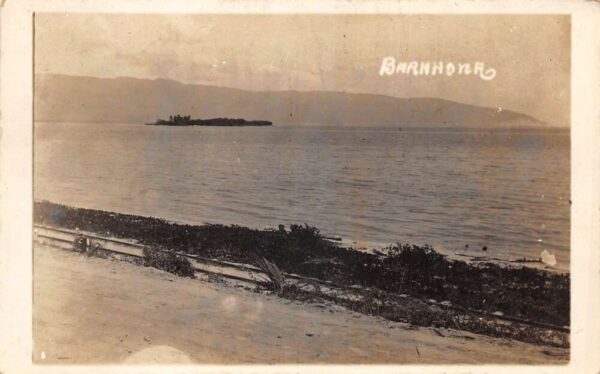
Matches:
[[1, 0, 599, 373]]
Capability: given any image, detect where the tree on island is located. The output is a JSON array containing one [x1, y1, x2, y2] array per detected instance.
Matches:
[[169, 114, 191, 123]]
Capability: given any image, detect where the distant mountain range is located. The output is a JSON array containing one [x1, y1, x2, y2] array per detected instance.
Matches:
[[35, 74, 546, 127]]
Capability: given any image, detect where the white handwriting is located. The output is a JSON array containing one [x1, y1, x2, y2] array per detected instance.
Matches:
[[379, 57, 496, 81]]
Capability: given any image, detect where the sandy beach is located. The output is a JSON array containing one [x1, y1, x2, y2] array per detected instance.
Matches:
[[33, 243, 569, 365]]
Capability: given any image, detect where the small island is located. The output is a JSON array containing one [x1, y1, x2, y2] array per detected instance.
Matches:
[[146, 115, 272, 127]]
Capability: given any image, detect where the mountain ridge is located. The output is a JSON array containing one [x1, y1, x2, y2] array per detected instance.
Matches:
[[35, 74, 548, 128]]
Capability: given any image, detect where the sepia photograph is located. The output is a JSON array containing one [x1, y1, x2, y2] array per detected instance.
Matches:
[[3, 1, 600, 371], [28, 13, 576, 365]]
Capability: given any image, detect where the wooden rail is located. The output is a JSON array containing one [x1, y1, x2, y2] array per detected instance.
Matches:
[[34, 224, 343, 287], [35, 226, 266, 285]]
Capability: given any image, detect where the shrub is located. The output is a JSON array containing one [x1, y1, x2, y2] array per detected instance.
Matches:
[[72, 235, 103, 257], [142, 247, 195, 278], [73, 235, 88, 253], [255, 256, 285, 295]]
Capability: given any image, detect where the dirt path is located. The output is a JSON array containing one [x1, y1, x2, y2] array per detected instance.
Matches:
[[33, 244, 568, 364]]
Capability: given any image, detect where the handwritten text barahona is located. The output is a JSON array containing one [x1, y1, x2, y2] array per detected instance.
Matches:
[[379, 57, 496, 81]]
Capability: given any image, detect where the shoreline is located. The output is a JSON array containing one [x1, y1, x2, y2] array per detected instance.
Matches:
[[32, 199, 569, 274], [33, 200, 570, 348]]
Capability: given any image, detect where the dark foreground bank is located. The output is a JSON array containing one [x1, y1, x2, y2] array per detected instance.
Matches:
[[34, 201, 570, 347]]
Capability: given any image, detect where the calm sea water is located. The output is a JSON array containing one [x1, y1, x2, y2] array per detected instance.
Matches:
[[34, 122, 570, 270]]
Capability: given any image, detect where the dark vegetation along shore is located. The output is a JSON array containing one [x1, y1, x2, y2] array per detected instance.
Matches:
[[145, 115, 272, 127], [34, 201, 570, 348]]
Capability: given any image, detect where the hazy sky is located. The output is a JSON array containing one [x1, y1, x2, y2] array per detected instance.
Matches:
[[35, 14, 570, 126]]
